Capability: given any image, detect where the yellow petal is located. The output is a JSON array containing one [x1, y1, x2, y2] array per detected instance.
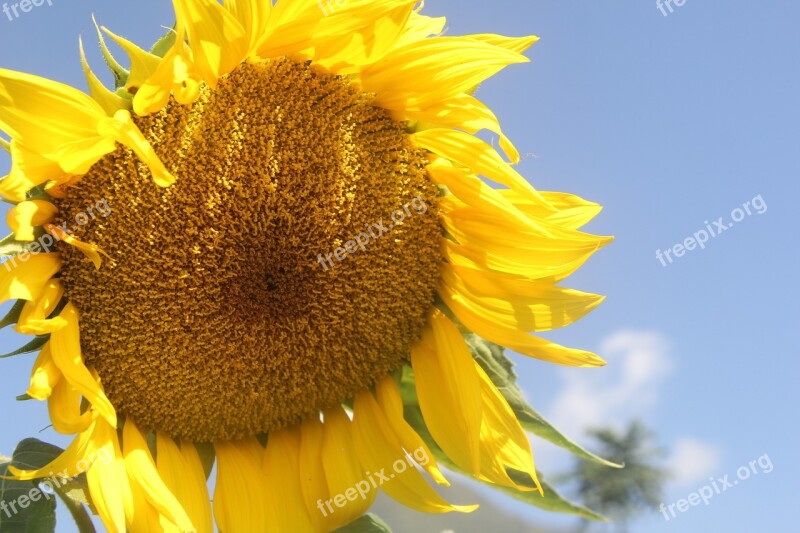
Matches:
[[475, 362, 542, 493], [16, 278, 67, 335], [361, 37, 528, 112], [155, 435, 213, 533], [213, 440, 269, 532], [0, 68, 109, 155], [27, 342, 62, 400], [87, 419, 133, 533], [122, 420, 194, 532], [410, 309, 481, 475], [262, 428, 315, 532], [393, 10, 446, 49], [223, 0, 272, 53], [44, 224, 108, 270], [0, 140, 64, 202], [503, 189, 604, 231], [298, 416, 332, 531], [0, 252, 61, 304], [427, 161, 540, 234], [97, 110, 175, 187], [0, 68, 173, 182], [6, 200, 58, 241], [414, 128, 549, 207], [126, 477, 163, 533], [320, 406, 375, 530], [440, 206, 611, 282], [48, 378, 94, 434], [445, 263, 605, 332], [438, 275, 606, 367], [465, 34, 540, 54], [310, 0, 417, 74], [50, 303, 118, 427], [352, 390, 478, 514], [405, 93, 520, 163], [132, 26, 201, 116], [173, 0, 248, 86], [7, 424, 91, 480], [374, 376, 449, 486], [256, 0, 324, 59]]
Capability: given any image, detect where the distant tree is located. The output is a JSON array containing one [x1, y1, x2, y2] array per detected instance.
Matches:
[[565, 420, 668, 533]]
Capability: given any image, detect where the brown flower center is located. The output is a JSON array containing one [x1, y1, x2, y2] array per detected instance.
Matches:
[[54, 59, 441, 442]]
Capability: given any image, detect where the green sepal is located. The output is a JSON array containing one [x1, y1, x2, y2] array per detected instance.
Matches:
[[465, 335, 621, 468], [403, 406, 607, 522], [0, 234, 34, 258], [113, 88, 134, 101], [15, 394, 33, 402], [150, 26, 177, 58], [195, 442, 216, 480], [0, 225, 50, 258], [25, 185, 52, 203], [333, 513, 393, 533], [0, 300, 25, 329], [92, 15, 130, 90], [1, 336, 49, 359]]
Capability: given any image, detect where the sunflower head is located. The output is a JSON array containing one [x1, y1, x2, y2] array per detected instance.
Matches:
[[0, 1, 612, 531]]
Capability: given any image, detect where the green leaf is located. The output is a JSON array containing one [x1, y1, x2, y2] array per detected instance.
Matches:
[[403, 405, 607, 522], [333, 514, 392, 533], [500, 469, 609, 522], [1, 337, 49, 359], [465, 335, 621, 469], [0, 440, 64, 533], [0, 301, 25, 329], [150, 26, 177, 58], [0, 460, 56, 533], [5, 440, 96, 532], [9, 439, 64, 474]]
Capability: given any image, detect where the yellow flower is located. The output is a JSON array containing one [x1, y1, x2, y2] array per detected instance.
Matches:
[[0, 1, 611, 531]]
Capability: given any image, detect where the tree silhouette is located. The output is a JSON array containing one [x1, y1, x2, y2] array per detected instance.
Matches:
[[565, 420, 668, 533]]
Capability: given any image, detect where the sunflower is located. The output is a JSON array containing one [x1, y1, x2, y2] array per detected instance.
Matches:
[[0, 1, 611, 531]]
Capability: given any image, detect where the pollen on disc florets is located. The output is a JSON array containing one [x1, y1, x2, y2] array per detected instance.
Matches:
[[54, 58, 442, 442]]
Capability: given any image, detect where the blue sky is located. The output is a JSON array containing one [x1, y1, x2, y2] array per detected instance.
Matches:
[[1, 1, 798, 532]]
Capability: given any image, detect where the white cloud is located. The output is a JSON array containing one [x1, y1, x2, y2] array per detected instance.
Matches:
[[538, 330, 723, 491], [667, 438, 723, 487], [548, 329, 673, 437]]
